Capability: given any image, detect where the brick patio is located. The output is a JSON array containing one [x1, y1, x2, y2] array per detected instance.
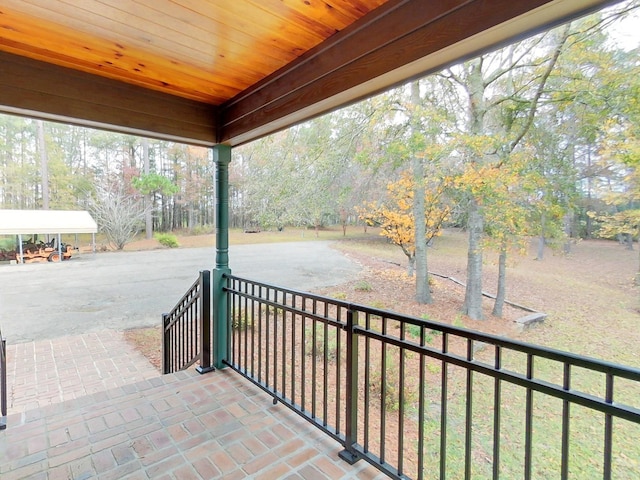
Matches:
[[0, 331, 385, 479]]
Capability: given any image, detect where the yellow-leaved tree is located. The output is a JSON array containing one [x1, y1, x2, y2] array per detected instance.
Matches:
[[357, 170, 452, 279], [455, 153, 540, 316]]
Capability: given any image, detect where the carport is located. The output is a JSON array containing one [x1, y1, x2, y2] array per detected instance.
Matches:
[[0, 209, 97, 263]]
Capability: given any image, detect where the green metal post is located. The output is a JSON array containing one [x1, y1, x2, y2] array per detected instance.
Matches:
[[213, 145, 231, 369], [339, 307, 360, 464]]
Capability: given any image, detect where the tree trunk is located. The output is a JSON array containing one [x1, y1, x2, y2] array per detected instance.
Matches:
[[537, 235, 545, 260], [462, 60, 486, 320], [563, 212, 572, 254], [414, 189, 431, 303], [492, 241, 507, 317], [142, 138, 153, 239], [537, 213, 546, 260], [406, 254, 415, 277], [36, 120, 49, 210], [411, 81, 432, 304], [188, 204, 194, 232], [463, 199, 484, 320]]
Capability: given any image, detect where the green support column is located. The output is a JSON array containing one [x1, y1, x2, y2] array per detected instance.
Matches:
[[213, 144, 231, 369]]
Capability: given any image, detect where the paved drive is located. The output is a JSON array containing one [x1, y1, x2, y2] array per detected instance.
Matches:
[[0, 242, 361, 343]]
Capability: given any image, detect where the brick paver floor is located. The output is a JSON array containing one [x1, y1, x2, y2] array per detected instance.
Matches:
[[5, 330, 160, 415], [1, 331, 386, 479]]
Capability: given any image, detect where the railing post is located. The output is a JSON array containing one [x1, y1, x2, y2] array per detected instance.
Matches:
[[212, 144, 231, 370], [339, 306, 359, 464], [161, 313, 170, 375], [1, 332, 7, 430], [196, 270, 214, 374], [212, 268, 230, 369]]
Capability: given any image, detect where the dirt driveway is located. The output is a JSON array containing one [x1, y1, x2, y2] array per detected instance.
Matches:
[[0, 242, 361, 343]]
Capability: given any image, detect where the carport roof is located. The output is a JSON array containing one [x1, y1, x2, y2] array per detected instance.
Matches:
[[0, 210, 98, 235]]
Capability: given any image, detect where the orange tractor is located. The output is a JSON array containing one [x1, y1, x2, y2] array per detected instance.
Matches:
[[15, 237, 74, 263]]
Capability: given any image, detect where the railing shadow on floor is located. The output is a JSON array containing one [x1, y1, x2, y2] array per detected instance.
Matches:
[[223, 274, 640, 480], [162, 270, 213, 375]]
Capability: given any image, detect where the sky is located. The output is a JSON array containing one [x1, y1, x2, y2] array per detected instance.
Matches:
[[607, 3, 640, 50]]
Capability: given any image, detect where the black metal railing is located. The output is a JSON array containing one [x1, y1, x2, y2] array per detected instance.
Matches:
[[223, 274, 640, 480], [162, 270, 213, 374], [1, 324, 6, 430]]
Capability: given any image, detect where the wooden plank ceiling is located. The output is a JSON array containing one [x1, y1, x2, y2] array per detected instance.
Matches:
[[0, 0, 620, 146]]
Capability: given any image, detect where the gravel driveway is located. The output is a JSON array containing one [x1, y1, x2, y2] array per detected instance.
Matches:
[[0, 241, 361, 343]]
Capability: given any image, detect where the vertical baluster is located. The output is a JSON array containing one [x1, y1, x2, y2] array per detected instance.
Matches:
[[272, 287, 277, 393], [364, 311, 371, 454], [243, 283, 248, 373], [258, 285, 263, 384], [398, 321, 406, 477], [312, 298, 318, 420], [195, 286, 199, 366], [493, 345, 502, 480], [464, 339, 473, 480], [236, 280, 241, 369], [524, 353, 534, 480], [380, 316, 387, 464], [186, 293, 191, 367], [0, 333, 5, 430], [323, 301, 329, 426], [291, 295, 297, 405], [336, 305, 342, 434], [188, 290, 192, 368], [418, 324, 425, 480], [281, 292, 287, 400], [265, 287, 271, 391], [603, 373, 614, 480], [234, 281, 239, 367], [194, 285, 198, 365], [250, 283, 255, 376], [301, 299, 307, 412], [192, 287, 196, 366], [178, 306, 182, 369], [172, 313, 176, 372], [440, 332, 449, 480], [561, 362, 571, 480]]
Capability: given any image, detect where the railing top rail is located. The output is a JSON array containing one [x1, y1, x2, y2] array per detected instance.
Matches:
[[171, 274, 202, 307], [224, 273, 640, 381]]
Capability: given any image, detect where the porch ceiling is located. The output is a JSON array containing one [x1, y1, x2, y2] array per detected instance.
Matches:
[[0, 0, 620, 146]]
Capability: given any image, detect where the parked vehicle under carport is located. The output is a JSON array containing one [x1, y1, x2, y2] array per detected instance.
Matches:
[[0, 209, 97, 264], [13, 236, 74, 263]]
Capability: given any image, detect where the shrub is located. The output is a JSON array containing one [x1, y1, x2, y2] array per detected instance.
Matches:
[[231, 309, 252, 330], [0, 238, 14, 250], [406, 323, 422, 338], [191, 224, 214, 235], [368, 349, 417, 412], [370, 300, 386, 310], [305, 323, 339, 362], [354, 280, 372, 292], [155, 233, 179, 248]]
